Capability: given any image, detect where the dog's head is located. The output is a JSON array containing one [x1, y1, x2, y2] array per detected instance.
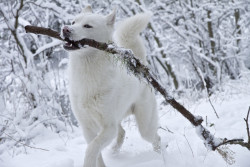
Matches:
[[62, 6, 116, 50]]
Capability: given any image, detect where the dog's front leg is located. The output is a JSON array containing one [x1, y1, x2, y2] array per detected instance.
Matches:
[[83, 124, 117, 167], [81, 122, 105, 167]]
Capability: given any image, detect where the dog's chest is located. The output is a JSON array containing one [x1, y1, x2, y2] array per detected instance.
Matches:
[[68, 51, 117, 100]]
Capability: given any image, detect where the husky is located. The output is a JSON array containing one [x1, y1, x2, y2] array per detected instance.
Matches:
[[62, 6, 160, 167]]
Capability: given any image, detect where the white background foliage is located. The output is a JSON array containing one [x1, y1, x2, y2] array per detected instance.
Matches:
[[0, 0, 250, 166]]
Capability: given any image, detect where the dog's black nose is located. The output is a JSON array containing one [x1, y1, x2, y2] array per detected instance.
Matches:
[[63, 26, 71, 38]]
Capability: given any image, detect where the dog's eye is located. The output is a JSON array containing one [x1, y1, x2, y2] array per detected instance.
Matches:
[[72, 21, 75, 25], [83, 24, 93, 28]]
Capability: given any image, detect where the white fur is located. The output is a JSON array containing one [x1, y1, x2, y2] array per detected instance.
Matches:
[[66, 7, 160, 167]]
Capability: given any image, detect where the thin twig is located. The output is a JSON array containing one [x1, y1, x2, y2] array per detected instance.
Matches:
[[244, 107, 250, 143], [215, 138, 250, 150], [159, 126, 174, 134], [208, 97, 219, 119], [3, 132, 49, 151], [183, 133, 194, 157], [191, 62, 219, 118], [206, 116, 208, 127]]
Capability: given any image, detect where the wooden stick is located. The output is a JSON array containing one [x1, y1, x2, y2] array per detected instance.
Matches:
[[25, 25, 63, 40], [25, 25, 250, 151]]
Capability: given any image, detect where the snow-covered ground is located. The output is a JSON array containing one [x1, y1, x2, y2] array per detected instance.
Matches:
[[1, 76, 250, 167]]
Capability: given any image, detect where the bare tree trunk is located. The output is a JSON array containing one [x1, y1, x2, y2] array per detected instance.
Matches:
[[134, 0, 179, 90], [147, 23, 179, 90], [234, 9, 241, 49], [207, 10, 215, 55]]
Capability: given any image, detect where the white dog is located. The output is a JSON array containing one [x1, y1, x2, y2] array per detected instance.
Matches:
[[62, 6, 160, 167]]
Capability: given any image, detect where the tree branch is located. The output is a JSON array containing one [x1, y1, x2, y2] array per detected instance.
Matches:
[[24, 25, 250, 151], [0, 1, 27, 65]]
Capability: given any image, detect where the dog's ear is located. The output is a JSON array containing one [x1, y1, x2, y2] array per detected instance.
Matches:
[[82, 5, 92, 13], [106, 8, 116, 26]]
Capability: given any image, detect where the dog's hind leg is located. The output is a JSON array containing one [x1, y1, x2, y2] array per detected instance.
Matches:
[[133, 88, 161, 152], [112, 124, 125, 153]]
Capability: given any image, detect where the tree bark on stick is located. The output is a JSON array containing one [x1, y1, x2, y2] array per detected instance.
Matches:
[[25, 25, 250, 151]]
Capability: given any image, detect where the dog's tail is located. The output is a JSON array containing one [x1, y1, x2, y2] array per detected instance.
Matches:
[[115, 12, 151, 64]]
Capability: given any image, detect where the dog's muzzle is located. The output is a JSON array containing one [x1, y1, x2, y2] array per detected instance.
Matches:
[[62, 26, 71, 38], [62, 26, 79, 51]]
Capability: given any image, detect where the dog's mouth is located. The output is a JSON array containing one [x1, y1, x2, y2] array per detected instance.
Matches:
[[63, 38, 80, 51]]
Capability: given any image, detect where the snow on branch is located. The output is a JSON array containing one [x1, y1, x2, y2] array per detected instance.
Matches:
[[25, 25, 250, 152]]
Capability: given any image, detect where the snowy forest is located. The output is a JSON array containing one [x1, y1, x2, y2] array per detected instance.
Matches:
[[1, 0, 250, 167]]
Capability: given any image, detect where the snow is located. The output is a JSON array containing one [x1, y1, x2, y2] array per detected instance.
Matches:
[[33, 40, 62, 57], [1, 1, 250, 166], [1, 78, 250, 167]]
